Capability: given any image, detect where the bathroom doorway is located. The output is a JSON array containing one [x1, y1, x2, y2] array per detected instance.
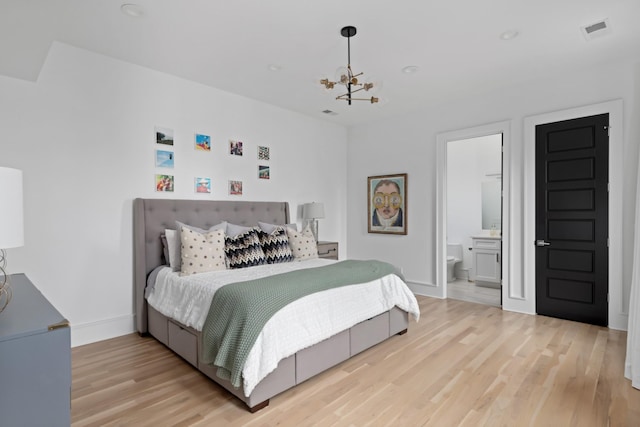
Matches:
[[445, 134, 502, 307]]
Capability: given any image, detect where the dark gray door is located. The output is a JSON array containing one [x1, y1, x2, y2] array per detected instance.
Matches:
[[535, 114, 609, 326]]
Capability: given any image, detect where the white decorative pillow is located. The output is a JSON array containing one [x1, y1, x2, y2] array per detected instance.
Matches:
[[179, 227, 226, 276], [173, 221, 227, 271], [286, 225, 318, 260]]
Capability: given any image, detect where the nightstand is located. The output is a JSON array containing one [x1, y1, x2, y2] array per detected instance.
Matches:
[[0, 274, 71, 426], [317, 241, 338, 260]]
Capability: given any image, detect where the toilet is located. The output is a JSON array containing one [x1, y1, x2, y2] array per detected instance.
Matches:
[[447, 243, 463, 282]]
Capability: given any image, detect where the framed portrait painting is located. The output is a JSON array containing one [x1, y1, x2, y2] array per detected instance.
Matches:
[[367, 173, 407, 235]]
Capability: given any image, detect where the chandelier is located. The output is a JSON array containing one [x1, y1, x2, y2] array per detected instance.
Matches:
[[320, 26, 379, 105]]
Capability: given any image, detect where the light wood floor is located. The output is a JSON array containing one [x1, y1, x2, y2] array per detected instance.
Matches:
[[71, 296, 640, 426], [447, 278, 501, 307]]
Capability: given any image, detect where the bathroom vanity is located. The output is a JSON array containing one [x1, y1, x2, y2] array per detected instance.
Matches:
[[472, 236, 501, 288]]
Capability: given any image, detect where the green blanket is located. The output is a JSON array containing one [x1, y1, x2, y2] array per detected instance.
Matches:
[[201, 260, 400, 388]]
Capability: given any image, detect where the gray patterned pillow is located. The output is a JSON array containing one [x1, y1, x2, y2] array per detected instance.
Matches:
[[286, 225, 318, 260], [179, 227, 226, 276], [225, 227, 268, 269]]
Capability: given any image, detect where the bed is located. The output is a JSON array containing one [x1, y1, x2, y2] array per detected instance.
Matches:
[[133, 198, 419, 412]]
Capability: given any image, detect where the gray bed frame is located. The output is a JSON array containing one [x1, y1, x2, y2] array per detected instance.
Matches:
[[133, 198, 409, 412]]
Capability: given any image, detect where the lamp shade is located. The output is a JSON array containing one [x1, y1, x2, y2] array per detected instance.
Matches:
[[0, 167, 24, 249], [303, 202, 325, 220]]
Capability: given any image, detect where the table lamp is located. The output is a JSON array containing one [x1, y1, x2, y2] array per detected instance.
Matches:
[[0, 167, 24, 313], [303, 202, 325, 242]]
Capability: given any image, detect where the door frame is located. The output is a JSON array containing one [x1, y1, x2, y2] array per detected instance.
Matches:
[[436, 120, 511, 303], [523, 99, 625, 329]]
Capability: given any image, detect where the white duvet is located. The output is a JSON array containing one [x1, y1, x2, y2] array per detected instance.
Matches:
[[146, 259, 420, 396]]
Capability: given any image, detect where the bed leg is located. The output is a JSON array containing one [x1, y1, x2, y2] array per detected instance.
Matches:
[[248, 399, 269, 413], [397, 329, 408, 335]]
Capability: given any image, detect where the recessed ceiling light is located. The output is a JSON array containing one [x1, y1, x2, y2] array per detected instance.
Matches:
[[402, 65, 419, 74], [121, 4, 144, 18], [499, 30, 519, 40], [267, 64, 282, 72]]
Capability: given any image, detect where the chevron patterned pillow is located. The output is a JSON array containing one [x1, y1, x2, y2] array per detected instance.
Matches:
[[225, 227, 267, 269], [258, 226, 294, 264]]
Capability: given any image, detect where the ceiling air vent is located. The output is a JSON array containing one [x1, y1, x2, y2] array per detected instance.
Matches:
[[322, 109, 338, 116], [581, 18, 611, 41]]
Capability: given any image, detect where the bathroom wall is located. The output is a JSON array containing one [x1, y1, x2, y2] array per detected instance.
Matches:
[[446, 134, 502, 278]]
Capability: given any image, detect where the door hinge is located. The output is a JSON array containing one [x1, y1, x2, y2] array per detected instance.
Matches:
[[605, 125, 611, 137], [607, 238, 610, 247], [608, 182, 610, 192]]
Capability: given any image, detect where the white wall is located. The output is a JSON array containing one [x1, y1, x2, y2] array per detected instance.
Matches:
[[347, 59, 640, 330], [0, 42, 348, 346]]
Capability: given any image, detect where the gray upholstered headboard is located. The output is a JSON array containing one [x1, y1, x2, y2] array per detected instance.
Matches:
[[133, 198, 290, 333]]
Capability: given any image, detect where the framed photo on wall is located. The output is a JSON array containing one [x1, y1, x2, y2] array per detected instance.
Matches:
[[155, 149, 174, 168], [195, 133, 211, 151], [155, 174, 174, 192], [258, 145, 270, 160], [195, 177, 211, 193], [367, 173, 407, 235], [229, 180, 243, 195], [229, 140, 243, 156], [155, 126, 174, 146], [258, 165, 270, 179]]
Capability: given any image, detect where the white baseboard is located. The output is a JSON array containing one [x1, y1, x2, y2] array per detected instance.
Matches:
[[70, 314, 135, 347], [407, 281, 444, 299]]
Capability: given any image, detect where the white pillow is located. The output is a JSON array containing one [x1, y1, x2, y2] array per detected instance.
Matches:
[[165, 229, 179, 269], [226, 223, 253, 238], [258, 221, 298, 234], [172, 221, 227, 271], [179, 227, 226, 276], [286, 224, 318, 260]]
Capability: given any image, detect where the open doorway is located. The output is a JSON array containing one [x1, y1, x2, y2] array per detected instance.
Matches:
[[446, 134, 502, 307], [435, 120, 510, 307]]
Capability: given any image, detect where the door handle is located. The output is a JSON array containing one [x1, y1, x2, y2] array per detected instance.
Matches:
[[535, 240, 551, 247]]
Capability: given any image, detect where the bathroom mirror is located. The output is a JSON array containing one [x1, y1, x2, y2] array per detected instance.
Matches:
[[481, 180, 501, 230]]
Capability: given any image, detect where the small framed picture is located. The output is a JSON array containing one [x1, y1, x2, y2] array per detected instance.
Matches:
[[155, 149, 174, 168], [195, 134, 211, 151], [195, 177, 211, 193], [155, 126, 174, 146], [155, 174, 174, 192], [229, 180, 243, 195], [367, 173, 407, 235], [229, 140, 243, 156], [258, 165, 270, 180], [258, 145, 270, 161]]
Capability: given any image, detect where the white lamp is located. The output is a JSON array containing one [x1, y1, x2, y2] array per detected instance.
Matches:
[[0, 167, 24, 313], [303, 202, 325, 242]]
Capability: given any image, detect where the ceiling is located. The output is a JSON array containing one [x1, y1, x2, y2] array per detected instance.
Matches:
[[2, 0, 640, 126]]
